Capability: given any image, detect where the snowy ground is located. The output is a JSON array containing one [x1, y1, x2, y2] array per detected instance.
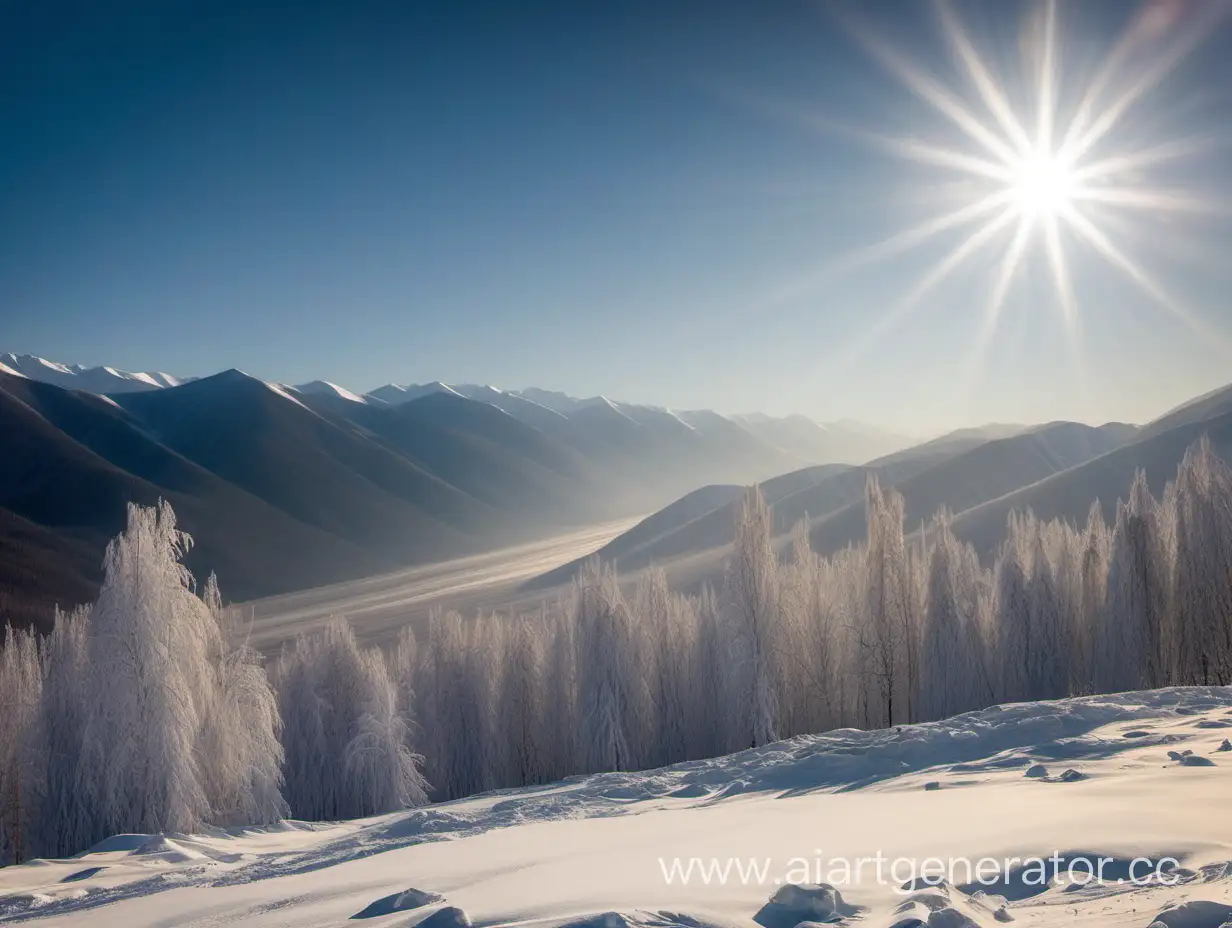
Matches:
[[242, 518, 640, 652], [4, 687, 1232, 928]]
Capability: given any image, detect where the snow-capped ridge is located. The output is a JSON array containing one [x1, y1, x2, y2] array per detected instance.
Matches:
[[1, 353, 180, 394], [293, 380, 368, 404]]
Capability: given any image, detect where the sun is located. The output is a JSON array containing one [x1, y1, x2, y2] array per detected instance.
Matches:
[[1008, 148, 1078, 219], [786, 0, 1229, 393]]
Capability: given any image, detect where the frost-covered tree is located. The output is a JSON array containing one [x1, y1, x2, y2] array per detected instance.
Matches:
[[1026, 532, 1067, 699], [0, 625, 41, 863], [725, 486, 781, 747], [417, 609, 470, 800], [918, 513, 984, 721], [500, 614, 549, 787], [861, 477, 911, 725], [1172, 437, 1232, 685], [1071, 503, 1109, 694], [779, 521, 842, 737], [993, 512, 1034, 702], [635, 569, 696, 766], [344, 646, 429, 814], [575, 560, 652, 772], [28, 607, 94, 859], [275, 617, 426, 819], [198, 576, 287, 827], [1102, 472, 1172, 691], [82, 502, 217, 837], [542, 602, 580, 781], [693, 585, 737, 758]]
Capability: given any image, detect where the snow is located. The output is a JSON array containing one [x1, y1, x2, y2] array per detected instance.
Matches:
[[263, 380, 313, 411], [0, 354, 178, 394], [292, 380, 369, 403], [366, 382, 464, 405], [4, 687, 1231, 927]]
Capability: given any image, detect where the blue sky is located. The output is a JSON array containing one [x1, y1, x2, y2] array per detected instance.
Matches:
[[3, 0, 1231, 431]]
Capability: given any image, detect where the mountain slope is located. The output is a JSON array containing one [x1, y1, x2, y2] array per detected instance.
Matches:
[[808, 421, 1129, 555], [112, 371, 491, 562], [0, 371, 386, 618], [952, 408, 1232, 554], [1, 353, 180, 393], [536, 419, 1130, 588]]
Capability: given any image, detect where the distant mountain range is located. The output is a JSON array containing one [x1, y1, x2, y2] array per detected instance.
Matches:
[[21, 351, 1215, 634], [1, 353, 182, 393], [529, 415, 1185, 591], [534, 383, 1232, 594], [0, 354, 919, 630]]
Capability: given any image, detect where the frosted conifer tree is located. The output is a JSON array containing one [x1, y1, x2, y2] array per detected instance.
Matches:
[[82, 502, 216, 837], [1172, 437, 1232, 684], [725, 486, 780, 747]]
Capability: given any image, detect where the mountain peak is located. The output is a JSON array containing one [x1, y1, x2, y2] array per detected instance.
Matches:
[[294, 380, 367, 403]]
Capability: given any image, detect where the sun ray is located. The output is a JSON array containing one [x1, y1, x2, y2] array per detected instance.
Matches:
[[1071, 135, 1220, 183], [827, 206, 1020, 375], [1059, 201, 1225, 348], [1035, 0, 1058, 154], [987, 214, 1036, 335], [1062, 4, 1229, 163], [1042, 212, 1076, 329], [934, 0, 1033, 155], [1041, 210, 1096, 418], [1071, 186, 1221, 215], [780, 0, 1230, 403], [812, 189, 1016, 279], [723, 95, 1018, 184], [890, 138, 1017, 181], [842, 15, 1021, 165], [955, 213, 1036, 399]]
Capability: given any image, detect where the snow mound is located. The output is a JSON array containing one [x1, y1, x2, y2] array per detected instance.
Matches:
[[128, 836, 207, 863], [753, 883, 864, 927], [417, 905, 472, 928], [1147, 899, 1232, 927], [352, 887, 445, 918], [4, 687, 1232, 928], [84, 834, 157, 854], [1169, 749, 1218, 767], [1180, 755, 1217, 767]]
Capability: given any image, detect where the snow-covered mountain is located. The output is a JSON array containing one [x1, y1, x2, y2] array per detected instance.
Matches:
[[4, 354, 916, 465], [0, 353, 181, 394], [3, 686, 1229, 927], [368, 382, 917, 465], [290, 379, 371, 404]]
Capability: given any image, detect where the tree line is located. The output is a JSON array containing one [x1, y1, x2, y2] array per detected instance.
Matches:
[[3, 436, 1232, 863]]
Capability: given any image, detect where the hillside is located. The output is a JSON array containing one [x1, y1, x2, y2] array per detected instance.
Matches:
[[952, 407, 1232, 554], [0, 372, 389, 611], [808, 420, 1131, 555], [534, 419, 1136, 588], [0, 367, 812, 627], [4, 687, 1230, 927]]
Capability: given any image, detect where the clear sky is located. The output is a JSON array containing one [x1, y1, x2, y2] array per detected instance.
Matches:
[[3, 0, 1231, 432]]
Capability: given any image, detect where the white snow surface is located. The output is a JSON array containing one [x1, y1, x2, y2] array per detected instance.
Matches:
[[4, 687, 1232, 927], [0, 353, 181, 393], [291, 379, 370, 403]]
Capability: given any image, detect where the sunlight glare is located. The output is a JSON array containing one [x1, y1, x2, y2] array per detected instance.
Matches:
[[1009, 148, 1077, 218], [817, 0, 1232, 386]]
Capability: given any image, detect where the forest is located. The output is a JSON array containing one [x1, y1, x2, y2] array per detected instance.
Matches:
[[2, 435, 1231, 864]]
